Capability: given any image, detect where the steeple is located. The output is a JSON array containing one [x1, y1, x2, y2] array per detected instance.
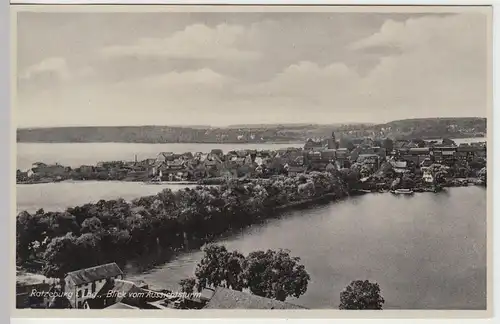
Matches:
[[327, 130, 337, 149]]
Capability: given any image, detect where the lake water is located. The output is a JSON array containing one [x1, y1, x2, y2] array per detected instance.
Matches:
[[16, 181, 199, 214], [16, 142, 303, 171], [15, 140, 487, 309], [15, 137, 486, 171], [127, 186, 487, 310]]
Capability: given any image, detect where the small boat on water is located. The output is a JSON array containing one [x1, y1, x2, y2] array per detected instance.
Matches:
[[391, 188, 414, 195]]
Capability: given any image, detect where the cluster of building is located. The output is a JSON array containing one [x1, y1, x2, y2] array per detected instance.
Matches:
[[16, 263, 306, 310], [17, 131, 486, 184]]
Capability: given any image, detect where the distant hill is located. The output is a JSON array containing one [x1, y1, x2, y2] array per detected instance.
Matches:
[[226, 123, 374, 129], [17, 117, 486, 143], [373, 117, 487, 140]]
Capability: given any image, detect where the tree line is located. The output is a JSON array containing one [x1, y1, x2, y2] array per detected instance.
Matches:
[[179, 243, 385, 309], [17, 171, 349, 278]]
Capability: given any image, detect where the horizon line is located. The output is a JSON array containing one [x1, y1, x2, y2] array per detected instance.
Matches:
[[16, 116, 487, 130]]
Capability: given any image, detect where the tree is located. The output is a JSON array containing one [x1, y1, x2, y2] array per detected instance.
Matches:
[[469, 158, 486, 170], [81, 217, 102, 234], [400, 173, 415, 189], [442, 138, 456, 146], [428, 164, 448, 185], [179, 277, 197, 294], [242, 249, 310, 301], [195, 244, 245, 291], [16, 211, 46, 265], [339, 280, 385, 310], [339, 138, 355, 151], [42, 233, 81, 278], [382, 138, 394, 152], [75, 232, 103, 267], [194, 245, 310, 301]]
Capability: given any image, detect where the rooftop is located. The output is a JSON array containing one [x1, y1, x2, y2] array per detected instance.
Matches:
[[104, 302, 139, 309], [408, 147, 430, 153], [287, 166, 306, 173], [391, 161, 408, 169], [204, 287, 307, 310], [65, 262, 123, 286]]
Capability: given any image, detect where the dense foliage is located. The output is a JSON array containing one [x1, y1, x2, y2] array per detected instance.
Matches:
[[191, 244, 310, 301], [179, 277, 197, 294], [339, 280, 385, 310], [17, 172, 347, 278]]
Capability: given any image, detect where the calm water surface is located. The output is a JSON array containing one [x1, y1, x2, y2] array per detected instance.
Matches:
[[126, 187, 486, 310], [16, 141, 487, 309], [16, 142, 303, 170], [16, 181, 198, 214]]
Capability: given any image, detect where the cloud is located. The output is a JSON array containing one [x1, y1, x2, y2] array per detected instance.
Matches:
[[100, 23, 261, 61], [357, 13, 488, 115], [112, 68, 235, 99], [240, 13, 487, 118], [242, 61, 359, 96], [349, 13, 486, 53], [17, 13, 488, 127], [19, 57, 70, 81], [75, 66, 96, 78]]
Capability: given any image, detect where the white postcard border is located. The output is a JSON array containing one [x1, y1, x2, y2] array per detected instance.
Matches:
[[3, 0, 498, 322]]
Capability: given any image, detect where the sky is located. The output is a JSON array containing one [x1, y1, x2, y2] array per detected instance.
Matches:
[[16, 9, 489, 128]]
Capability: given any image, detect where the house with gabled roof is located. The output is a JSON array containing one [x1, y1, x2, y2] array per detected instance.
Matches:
[[64, 262, 124, 309], [286, 165, 307, 177], [156, 152, 175, 163], [390, 160, 409, 174], [83, 278, 161, 309]]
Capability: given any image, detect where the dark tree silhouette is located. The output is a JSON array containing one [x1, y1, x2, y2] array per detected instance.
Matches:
[[193, 244, 310, 301], [194, 244, 246, 291], [442, 138, 456, 146], [382, 138, 394, 152], [179, 277, 197, 294], [17, 172, 348, 276], [243, 249, 310, 301], [339, 280, 385, 310]]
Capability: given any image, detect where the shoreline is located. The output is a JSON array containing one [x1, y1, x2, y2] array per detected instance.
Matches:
[[16, 141, 305, 145], [16, 172, 349, 275], [16, 185, 485, 279], [16, 134, 486, 145], [17, 179, 200, 185], [17, 177, 486, 188]]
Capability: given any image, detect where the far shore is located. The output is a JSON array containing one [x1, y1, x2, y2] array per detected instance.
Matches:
[[17, 179, 199, 185], [15, 134, 486, 145]]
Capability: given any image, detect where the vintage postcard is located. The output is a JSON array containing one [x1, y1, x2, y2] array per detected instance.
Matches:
[[11, 3, 492, 318]]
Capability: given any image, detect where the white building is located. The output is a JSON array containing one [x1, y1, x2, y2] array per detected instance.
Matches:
[[64, 262, 124, 309], [423, 170, 434, 183]]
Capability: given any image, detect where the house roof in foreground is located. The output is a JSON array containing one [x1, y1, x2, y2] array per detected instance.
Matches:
[[104, 302, 139, 309], [204, 287, 307, 310], [65, 262, 123, 286]]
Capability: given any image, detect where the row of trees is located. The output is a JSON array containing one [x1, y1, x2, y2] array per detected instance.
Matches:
[[179, 244, 385, 309], [17, 171, 349, 278], [179, 244, 310, 301]]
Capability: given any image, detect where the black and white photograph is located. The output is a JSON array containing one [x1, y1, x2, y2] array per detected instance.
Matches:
[[13, 4, 491, 313]]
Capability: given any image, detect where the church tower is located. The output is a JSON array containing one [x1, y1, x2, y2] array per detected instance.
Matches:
[[327, 131, 337, 149]]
